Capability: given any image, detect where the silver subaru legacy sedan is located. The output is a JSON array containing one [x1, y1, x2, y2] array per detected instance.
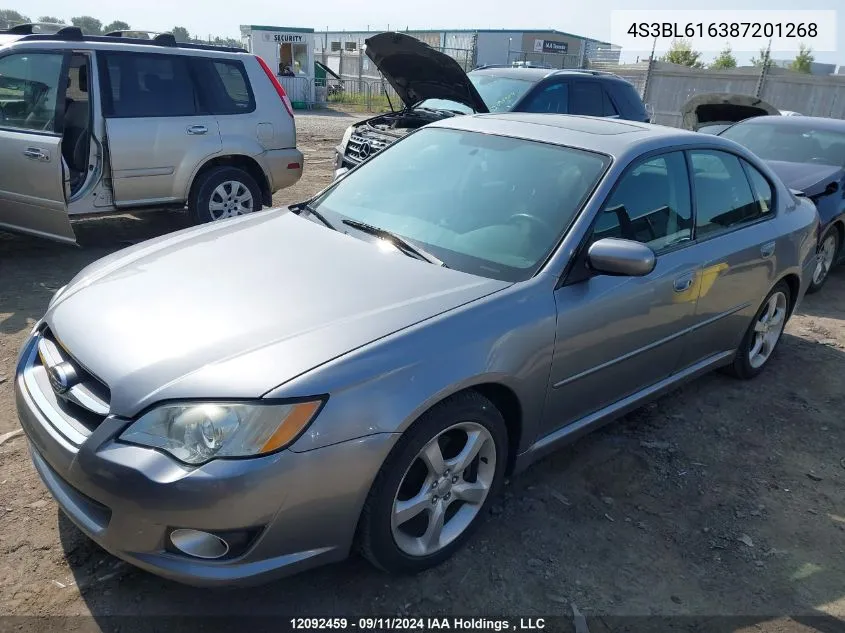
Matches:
[[16, 114, 819, 586]]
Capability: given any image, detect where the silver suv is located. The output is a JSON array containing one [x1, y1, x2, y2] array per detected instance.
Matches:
[[0, 25, 303, 244]]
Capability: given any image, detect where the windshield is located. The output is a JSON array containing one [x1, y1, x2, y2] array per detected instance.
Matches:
[[311, 127, 609, 282], [418, 74, 536, 114], [721, 121, 845, 167]]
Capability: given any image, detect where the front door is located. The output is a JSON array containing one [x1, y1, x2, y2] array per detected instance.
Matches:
[[545, 150, 701, 431], [0, 51, 75, 243], [98, 51, 221, 206]]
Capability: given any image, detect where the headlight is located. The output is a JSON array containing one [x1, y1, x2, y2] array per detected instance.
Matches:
[[339, 126, 353, 152], [119, 400, 324, 465]]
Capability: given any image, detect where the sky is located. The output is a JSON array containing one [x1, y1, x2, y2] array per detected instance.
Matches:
[[6, 0, 844, 66]]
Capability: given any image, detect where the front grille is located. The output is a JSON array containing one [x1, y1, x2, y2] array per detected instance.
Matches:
[[344, 132, 392, 164], [23, 327, 111, 444]]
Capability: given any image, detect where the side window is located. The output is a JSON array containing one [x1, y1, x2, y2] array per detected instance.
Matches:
[[742, 160, 774, 216], [690, 150, 766, 238], [192, 59, 255, 115], [569, 81, 603, 116], [593, 151, 692, 252], [602, 89, 619, 117], [520, 82, 568, 114], [0, 52, 64, 132], [100, 52, 196, 118]]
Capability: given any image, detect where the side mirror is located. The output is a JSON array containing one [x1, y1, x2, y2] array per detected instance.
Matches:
[[824, 180, 839, 196], [587, 238, 656, 277], [333, 167, 350, 181]]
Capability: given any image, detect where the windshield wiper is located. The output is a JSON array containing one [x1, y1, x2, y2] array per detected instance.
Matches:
[[294, 203, 336, 231], [341, 219, 446, 267]]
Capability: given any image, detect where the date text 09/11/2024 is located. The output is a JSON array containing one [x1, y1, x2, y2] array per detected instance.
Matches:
[[290, 618, 547, 631]]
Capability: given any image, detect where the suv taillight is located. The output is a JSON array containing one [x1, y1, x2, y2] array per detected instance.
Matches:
[[255, 55, 294, 119]]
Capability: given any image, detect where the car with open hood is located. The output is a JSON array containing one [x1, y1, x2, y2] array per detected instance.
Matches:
[[17, 113, 818, 586], [719, 115, 845, 292], [334, 32, 649, 174]]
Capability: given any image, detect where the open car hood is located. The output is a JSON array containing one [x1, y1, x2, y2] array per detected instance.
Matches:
[[365, 32, 488, 113], [681, 93, 780, 131]]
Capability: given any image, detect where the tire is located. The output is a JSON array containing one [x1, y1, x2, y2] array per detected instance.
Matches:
[[726, 281, 791, 380], [189, 166, 263, 225], [807, 229, 840, 294], [357, 391, 508, 574]]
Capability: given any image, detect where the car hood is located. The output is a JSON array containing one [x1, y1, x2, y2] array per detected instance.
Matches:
[[365, 31, 488, 114], [765, 160, 844, 197], [45, 210, 508, 416]]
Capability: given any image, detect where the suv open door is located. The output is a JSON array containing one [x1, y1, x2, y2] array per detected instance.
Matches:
[[0, 50, 75, 243], [0, 51, 76, 243]]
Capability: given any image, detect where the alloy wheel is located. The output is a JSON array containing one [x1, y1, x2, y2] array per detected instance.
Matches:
[[748, 291, 788, 369], [813, 233, 838, 286], [391, 422, 496, 557], [208, 181, 254, 220]]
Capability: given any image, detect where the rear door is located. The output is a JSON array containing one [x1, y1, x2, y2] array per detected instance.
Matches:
[[0, 50, 75, 243], [676, 150, 779, 367], [98, 51, 221, 206], [568, 80, 606, 117]]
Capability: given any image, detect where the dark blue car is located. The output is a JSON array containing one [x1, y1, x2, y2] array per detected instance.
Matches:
[[721, 115, 845, 292]]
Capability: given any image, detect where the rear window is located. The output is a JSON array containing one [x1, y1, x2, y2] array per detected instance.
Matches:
[[100, 52, 196, 117], [191, 59, 255, 115], [611, 82, 647, 119]]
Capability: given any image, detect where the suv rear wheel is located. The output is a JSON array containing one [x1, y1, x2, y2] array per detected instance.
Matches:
[[190, 166, 262, 224]]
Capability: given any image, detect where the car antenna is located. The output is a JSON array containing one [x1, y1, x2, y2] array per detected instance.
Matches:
[[381, 75, 395, 113]]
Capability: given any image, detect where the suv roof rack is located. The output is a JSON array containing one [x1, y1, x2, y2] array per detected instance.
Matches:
[[556, 69, 621, 78], [1, 22, 71, 35], [104, 30, 177, 46], [11, 29, 245, 53]]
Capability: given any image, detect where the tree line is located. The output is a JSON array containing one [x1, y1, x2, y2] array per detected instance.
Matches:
[[660, 39, 816, 74], [0, 8, 240, 48]]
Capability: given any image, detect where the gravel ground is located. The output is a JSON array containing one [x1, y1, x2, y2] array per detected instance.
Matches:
[[1, 111, 844, 631]]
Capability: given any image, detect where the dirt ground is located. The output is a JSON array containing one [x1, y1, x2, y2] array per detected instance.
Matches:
[[1, 111, 844, 630]]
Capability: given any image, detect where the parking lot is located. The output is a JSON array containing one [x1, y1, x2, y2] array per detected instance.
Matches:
[[1, 111, 844, 626]]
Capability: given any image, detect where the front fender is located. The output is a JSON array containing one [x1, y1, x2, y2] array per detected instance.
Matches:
[[268, 283, 558, 455]]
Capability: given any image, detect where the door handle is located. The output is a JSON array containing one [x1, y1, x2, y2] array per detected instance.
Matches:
[[23, 147, 49, 161], [186, 125, 208, 135], [760, 241, 776, 258], [673, 272, 695, 293]]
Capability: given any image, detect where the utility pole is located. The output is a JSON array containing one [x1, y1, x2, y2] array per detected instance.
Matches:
[[755, 38, 772, 97]]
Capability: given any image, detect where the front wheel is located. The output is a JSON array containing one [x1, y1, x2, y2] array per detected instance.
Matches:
[[189, 166, 262, 225], [357, 392, 508, 574], [727, 281, 790, 380], [808, 229, 840, 294]]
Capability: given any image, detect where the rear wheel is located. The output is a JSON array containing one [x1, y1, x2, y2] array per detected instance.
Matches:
[[727, 281, 790, 379], [357, 392, 507, 574], [808, 229, 839, 294], [189, 166, 262, 225]]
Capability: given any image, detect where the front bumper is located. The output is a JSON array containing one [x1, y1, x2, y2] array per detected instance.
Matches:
[[15, 335, 398, 586]]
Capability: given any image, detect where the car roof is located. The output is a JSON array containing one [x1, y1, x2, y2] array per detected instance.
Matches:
[[470, 67, 627, 84], [427, 112, 713, 158], [731, 115, 845, 132]]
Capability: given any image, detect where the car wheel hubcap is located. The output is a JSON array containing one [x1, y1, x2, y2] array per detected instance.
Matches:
[[812, 234, 837, 285], [208, 181, 254, 220], [391, 422, 496, 557], [748, 291, 787, 369]]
